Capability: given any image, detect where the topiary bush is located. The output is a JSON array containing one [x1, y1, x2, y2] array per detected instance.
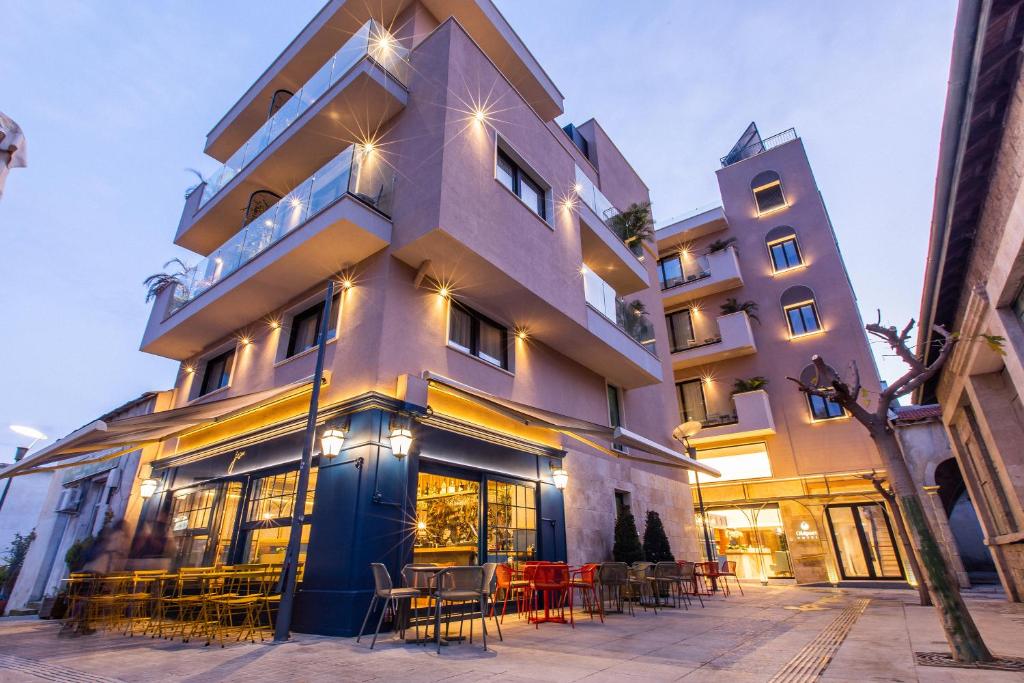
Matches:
[[612, 509, 643, 565], [642, 510, 674, 562]]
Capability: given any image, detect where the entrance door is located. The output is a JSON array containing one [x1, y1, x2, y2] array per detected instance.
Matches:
[[826, 504, 904, 579]]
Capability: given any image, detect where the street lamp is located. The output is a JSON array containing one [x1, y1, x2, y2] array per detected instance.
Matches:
[[10, 424, 46, 449], [673, 421, 715, 562]]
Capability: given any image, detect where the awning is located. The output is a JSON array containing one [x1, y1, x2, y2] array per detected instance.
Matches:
[[0, 378, 318, 479], [422, 371, 720, 478]]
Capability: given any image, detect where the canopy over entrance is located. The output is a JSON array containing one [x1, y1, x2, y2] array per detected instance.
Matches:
[[1, 378, 317, 479], [422, 371, 720, 478]]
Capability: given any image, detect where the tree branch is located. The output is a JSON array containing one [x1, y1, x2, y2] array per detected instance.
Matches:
[[787, 355, 877, 427], [867, 318, 926, 375]]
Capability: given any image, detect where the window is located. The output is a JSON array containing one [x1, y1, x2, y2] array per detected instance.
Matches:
[[785, 302, 821, 336], [607, 384, 623, 428], [766, 227, 803, 272], [447, 301, 509, 369], [486, 479, 537, 563], [808, 394, 845, 420], [614, 490, 631, 518], [688, 443, 772, 484], [286, 293, 341, 358], [658, 255, 684, 289], [666, 308, 696, 351], [751, 170, 787, 214], [496, 149, 546, 219], [658, 252, 711, 289], [171, 487, 218, 532], [241, 468, 317, 566], [678, 379, 708, 424], [199, 348, 234, 396]]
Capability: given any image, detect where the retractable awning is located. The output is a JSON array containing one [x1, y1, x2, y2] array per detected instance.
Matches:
[[422, 372, 720, 478], [0, 378, 318, 479]]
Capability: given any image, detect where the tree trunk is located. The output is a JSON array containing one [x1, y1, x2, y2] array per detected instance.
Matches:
[[871, 478, 932, 607], [869, 424, 992, 663]]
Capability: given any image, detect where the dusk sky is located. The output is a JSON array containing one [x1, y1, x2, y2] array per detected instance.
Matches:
[[0, 1, 956, 454]]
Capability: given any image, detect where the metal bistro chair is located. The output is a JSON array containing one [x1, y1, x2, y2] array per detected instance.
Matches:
[[570, 563, 604, 623], [628, 562, 657, 613], [652, 561, 685, 609], [677, 561, 704, 608], [490, 562, 529, 623], [718, 560, 744, 596], [597, 562, 632, 615], [430, 565, 491, 653], [357, 563, 421, 649]]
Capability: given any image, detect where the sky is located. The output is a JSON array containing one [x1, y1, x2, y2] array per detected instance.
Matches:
[[0, 1, 957, 454]]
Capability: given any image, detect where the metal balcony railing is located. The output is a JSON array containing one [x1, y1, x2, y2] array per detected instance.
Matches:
[[720, 128, 797, 167]]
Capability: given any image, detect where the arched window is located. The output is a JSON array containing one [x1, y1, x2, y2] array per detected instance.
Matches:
[[765, 226, 803, 272], [781, 285, 821, 337], [751, 170, 787, 215], [798, 363, 845, 420]]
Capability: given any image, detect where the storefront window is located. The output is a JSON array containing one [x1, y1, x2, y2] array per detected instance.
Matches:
[[212, 482, 242, 565], [414, 472, 480, 565], [826, 504, 904, 579], [706, 505, 794, 579], [486, 479, 536, 563], [170, 486, 220, 567], [240, 468, 318, 566]]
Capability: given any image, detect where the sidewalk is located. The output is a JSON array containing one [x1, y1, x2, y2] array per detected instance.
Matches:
[[0, 585, 1019, 682]]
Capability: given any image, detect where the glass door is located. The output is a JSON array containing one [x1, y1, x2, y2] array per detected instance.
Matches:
[[414, 472, 481, 565], [826, 504, 904, 579], [678, 379, 708, 424]]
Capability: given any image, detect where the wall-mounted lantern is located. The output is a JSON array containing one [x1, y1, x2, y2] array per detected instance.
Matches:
[[139, 478, 159, 499], [321, 427, 346, 458]]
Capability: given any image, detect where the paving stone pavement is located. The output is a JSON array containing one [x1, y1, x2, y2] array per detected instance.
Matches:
[[0, 585, 1020, 683]]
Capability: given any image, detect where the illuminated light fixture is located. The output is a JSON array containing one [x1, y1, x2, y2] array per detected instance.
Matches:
[[362, 141, 376, 156], [389, 416, 414, 458], [214, 257, 223, 264], [437, 285, 450, 299], [473, 109, 487, 124], [515, 327, 529, 341], [264, 219, 274, 227], [10, 424, 47, 441], [572, 182, 583, 195], [579, 264, 589, 275], [139, 478, 159, 499], [551, 467, 569, 490], [417, 520, 427, 531], [183, 364, 195, 374], [341, 278, 354, 290], [375, 34, 393, 54], [268, 319, 281, 330], [239, 336, 252, 346], [320, 427, 346, 458], [263, 512, 274, 520], [289, 197, 302, 208]]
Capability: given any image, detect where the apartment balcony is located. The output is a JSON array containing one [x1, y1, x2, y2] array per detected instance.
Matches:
[[142, 146, 393, 360], [661, 246, 742, 308], [655, 205, 728, 246], [574, 166, 648, 295], [670, 311, 757, 370], [688, 390, 775, 445], [176, 20, 409, 254]]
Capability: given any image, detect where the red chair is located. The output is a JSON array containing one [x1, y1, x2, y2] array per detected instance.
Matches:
[[490, 563, 529, 623], [570, 563, 604, 623], [718, 560, 744, 596], [524, 563, 572, 628]]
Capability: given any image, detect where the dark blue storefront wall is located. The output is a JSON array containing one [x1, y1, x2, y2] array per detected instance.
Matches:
[[292, 408, 565, 636]]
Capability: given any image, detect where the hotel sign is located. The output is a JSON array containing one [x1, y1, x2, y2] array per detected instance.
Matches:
[[795, 521, 818, 541]]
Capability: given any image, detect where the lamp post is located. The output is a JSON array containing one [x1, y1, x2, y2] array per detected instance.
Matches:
[[274, 279, 334, 642], [673, 421, 715, 562]]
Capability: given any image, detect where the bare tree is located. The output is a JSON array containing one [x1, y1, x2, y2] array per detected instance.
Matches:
[[788, 315, 999, 664]]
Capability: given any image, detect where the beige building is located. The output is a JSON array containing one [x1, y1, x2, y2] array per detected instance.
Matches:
[[916, 0, 1024, 602], [655, 126, 911, 585]]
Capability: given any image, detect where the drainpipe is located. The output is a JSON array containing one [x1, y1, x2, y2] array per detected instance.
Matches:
[[0, 447, 28, 514]]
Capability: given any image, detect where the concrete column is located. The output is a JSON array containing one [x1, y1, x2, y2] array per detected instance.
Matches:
[[921, 485, 971, 588]]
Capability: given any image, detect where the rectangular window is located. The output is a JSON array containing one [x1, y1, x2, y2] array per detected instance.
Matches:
[[678, 379, 708, 424], [769, 237, 802, 271], [241, 468, 317, 566], [199, 349, 234, 396], [754, 181, 786, 214], [171, 487, 218, 533], [658, 255, 684, 289], [688, 442, 772, 484], [486, 479, 537, 563], [666, 308, 696, 351], [495, 149, 546, 219], [809, 394, 845, 420], [286, 293, 341, 358], [607, 384, 622, 428], [785, 302, 821, 336], [447, 301, 509, 370]]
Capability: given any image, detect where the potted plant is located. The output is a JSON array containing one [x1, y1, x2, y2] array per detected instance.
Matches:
[[706, 236, 737, 254], [642, 511, 674, 563], [612, 509, 643, 565], [720, 297, 760, 324], [143, 258, 194, 303], [732, 376, 769, 395], [608, 202, 654, 257]]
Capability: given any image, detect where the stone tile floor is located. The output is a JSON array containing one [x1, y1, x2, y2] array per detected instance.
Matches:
[[0, 584, 1020, 682]]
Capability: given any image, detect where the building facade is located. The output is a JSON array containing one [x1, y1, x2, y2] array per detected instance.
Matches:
[[0, 1, 715, 635], [3, 392, 171, 614], [916, 0, 1024, 602], [654, 126, 910, 585]]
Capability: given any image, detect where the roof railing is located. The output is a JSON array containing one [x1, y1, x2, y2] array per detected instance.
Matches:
[[720, 128, 797, 167]]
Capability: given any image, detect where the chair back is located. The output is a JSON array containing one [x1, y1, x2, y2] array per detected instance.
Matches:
[[654, 561, 679, 579], [677, 561, 696, 581], [369, 563, 394, 596], [599, 562, 628, 586], [578, 563, 600, 585], [481, 562, 499, 593], [725, 560, 738, 575], [495, 563, 514, 588], [401, 564, 437, 591], [534, 563, 568, 588], [439, 566, 484, 594]]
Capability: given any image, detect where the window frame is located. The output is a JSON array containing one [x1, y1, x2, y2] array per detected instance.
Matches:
[[198, 347, 235, 397], [446, 300, 510, 370], [285, 292, 341, 359], [784, 301, 822, 337], [494, 146, 548, 221], [666, 307, 696, 352], [768, 235, 803, 273], [607, 384, 625, 452], [751, 171, 788, 215], [677, 379, 708, 424], [808, 394, 845, 421]]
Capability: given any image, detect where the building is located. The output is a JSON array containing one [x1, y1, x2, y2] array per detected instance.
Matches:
[[916, 0, 1024, 602], [1, 1, 713, 635], [3, 392, 171, 614], [0, 448, 51, 576], [654, 125, 913, 585]]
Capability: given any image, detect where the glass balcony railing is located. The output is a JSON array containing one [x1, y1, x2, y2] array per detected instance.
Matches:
[[573, 166, 643, 258], [170, 143, 393, 313], [199, 20, 409, 209], [581, 265, 657, 356]]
